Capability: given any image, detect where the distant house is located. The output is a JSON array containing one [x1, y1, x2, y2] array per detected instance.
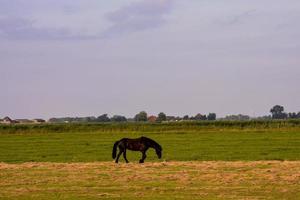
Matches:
[[166, 116, 176, 122], [220, 114, 250, 121], [148, 116, 157, 123], [15, 119, 34, 124], [33, 119, 46, 123], [1, 117, 19, 124]]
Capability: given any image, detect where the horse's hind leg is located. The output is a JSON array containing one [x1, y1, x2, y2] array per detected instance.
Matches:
[[139, 151, 147, 163], [123, 149, 129, 163], [115, 148, 123, 163]]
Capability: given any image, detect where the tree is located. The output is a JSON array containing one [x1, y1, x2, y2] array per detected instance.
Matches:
[[297, 112, 300, 119], [194, 113, 207, 120], [288, 112, 297, 119], [134, 111, 148, 122], [84, 116, 96, 122], [270, 105, 287, 119], [156, 112, 167, 122], [97, 114, 110, 122], [183, 115, 189, 120], [207, 113, 216, 121], [111, 115, 127, 122]]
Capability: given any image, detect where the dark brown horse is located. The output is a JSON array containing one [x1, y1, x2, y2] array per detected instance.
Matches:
[[112, 136, 162, 163]]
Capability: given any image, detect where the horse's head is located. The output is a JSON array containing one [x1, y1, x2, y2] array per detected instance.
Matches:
[[155, 145, 162, 159]]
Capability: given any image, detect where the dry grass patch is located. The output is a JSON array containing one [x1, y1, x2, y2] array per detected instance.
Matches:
[[1, 161, 300, 199]]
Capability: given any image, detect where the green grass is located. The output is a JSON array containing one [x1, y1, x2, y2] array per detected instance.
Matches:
[[0, 127, 300, 163]]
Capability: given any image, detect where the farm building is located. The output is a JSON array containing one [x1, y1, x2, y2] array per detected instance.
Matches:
[[33, 119, 46, 123], [15, 119, 34, 124], [1, 117, 19, 124], [0, 118, 46, 124], [148, 116, 158, 123]]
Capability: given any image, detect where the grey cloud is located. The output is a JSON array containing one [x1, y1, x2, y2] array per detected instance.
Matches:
[[0, 0, 174, 40], [215, 9, 257, 26], [0, 17, 73, 40], [0, 0, 90, 40], [102, 0, 174, 38], [228, 10, 256, 25], [0, 17, 99, 40], [0, 0, 80, 15]]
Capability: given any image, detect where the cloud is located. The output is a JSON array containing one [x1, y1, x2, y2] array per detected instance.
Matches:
[[0, 0, 94, 40], [214, 9, 257, 26], [228, 10, 256, 25], [0, 17, 100, 40], [0, 0, 174, 40], [102, 0, 174, 38], [0, 17, 72, 40]]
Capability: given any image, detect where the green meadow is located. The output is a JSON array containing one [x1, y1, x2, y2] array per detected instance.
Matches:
[[1, 120, 300, 163]]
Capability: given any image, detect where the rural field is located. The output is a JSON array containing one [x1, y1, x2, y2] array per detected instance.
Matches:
[[1, 121, 300, 199]]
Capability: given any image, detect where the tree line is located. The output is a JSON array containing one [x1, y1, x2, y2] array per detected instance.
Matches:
[[48, 112, 217, 123], [270, 105, 300, 119], [47, 105, 300, 123]]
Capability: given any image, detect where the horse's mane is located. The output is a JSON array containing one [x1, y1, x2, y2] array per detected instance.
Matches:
[[141, 136, 162, 150]]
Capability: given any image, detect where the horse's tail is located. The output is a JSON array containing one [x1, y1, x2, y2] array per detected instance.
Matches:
[[112, 140, 119, 159]]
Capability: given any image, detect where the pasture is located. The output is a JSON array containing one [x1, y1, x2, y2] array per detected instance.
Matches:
[[1, 121, 300, 199]]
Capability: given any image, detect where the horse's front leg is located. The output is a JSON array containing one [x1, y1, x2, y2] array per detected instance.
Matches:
[[123, 148, 129, 163], [139, 151, 147, 163]]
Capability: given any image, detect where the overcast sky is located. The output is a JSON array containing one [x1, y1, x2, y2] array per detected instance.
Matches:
[[1, 0, 300, 119]]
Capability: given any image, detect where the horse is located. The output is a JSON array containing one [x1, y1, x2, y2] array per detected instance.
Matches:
[[112, 136, 162, 163]]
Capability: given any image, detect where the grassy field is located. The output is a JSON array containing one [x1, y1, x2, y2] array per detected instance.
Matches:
[[1, 128, 300, 163], [1, 120, 300, 163], [1, 161, 300, 199], [1, 121, 300, 199]]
